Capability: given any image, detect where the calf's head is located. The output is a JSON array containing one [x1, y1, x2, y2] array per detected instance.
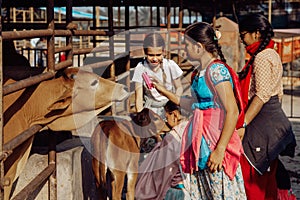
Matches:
[[131, 108, 165, 138]]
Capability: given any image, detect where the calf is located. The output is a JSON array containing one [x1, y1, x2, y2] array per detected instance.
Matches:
[[91, 108, 165, 200], [3, 67, 128, 200]]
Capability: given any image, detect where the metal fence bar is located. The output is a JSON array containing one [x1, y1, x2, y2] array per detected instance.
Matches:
[[2, 125, 43, 154], [0, 12, 4, 199], [47, 1, 57, 198], [54, 59, 73, 70], [2, 29, 114, 41], [3, 71, 55, 96], [2, 29, 53, 40], [11, 164, 55, 200]]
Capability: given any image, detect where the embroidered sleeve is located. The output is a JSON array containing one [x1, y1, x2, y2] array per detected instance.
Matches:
[[209, 63, 230, 85]]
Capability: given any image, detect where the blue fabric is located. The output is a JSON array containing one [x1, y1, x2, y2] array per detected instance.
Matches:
[[174, 183, 185, 189], [186, 120, 211, 170], [198, 136, 211, 170], [187, 121, 194, 153], [191, 63, 233, 110], [165, 187, 186, 200]]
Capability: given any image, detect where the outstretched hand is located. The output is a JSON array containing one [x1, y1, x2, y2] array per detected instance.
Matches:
[[152, 82, 166, 94], [150, 75, 164, 86]]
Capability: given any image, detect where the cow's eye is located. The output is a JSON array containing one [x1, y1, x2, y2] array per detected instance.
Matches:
[[70, 74, 77, 79], [91, 80, 98, 87]]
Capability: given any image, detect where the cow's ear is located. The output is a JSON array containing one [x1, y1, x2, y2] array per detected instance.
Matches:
[[63, 67, 79, 80], [47, 89, 72, 111]]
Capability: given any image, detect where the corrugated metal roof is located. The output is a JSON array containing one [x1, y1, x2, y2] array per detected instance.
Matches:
[[0, 0, 260, 10], [39, 7, 109, 20]]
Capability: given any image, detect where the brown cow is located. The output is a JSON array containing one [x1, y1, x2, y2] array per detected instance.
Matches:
[[91, 108, 166, 200], [3, 67, 128, 200], [2, 40, 46, 82]]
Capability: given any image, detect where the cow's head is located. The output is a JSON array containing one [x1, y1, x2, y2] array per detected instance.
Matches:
[[131, 108, 166, 138], [3, 67, 129, 139], [45, 67, 129, 131], [48, 67, 128, 112]]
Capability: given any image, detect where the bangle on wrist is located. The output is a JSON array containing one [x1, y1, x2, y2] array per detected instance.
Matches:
[[242, 121, 247, 128]]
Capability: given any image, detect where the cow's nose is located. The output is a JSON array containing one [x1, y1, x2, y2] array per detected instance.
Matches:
[[113, 85, 129, 101]]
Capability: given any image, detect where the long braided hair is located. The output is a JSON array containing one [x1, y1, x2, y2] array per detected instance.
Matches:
[[184, 22, 226, 64], [238, 14, 274, 79]]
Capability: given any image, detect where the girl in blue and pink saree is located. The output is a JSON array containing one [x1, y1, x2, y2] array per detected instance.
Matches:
[[153, 22, 246, 199]]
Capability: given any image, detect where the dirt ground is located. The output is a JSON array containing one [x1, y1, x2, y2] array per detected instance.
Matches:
[[281, 81, 300, 199], [280, 118, 300, 199]]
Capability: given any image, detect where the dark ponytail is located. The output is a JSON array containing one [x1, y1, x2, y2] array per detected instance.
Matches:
[[185, 22, 226, 63], [238, 14, 274, 79]]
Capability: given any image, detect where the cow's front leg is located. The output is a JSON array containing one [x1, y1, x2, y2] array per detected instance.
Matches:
[[126, 172, 138, 200], [92, 159, 108, 200], [110, 169, 125, 200], [92, 158, 100, 187]]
